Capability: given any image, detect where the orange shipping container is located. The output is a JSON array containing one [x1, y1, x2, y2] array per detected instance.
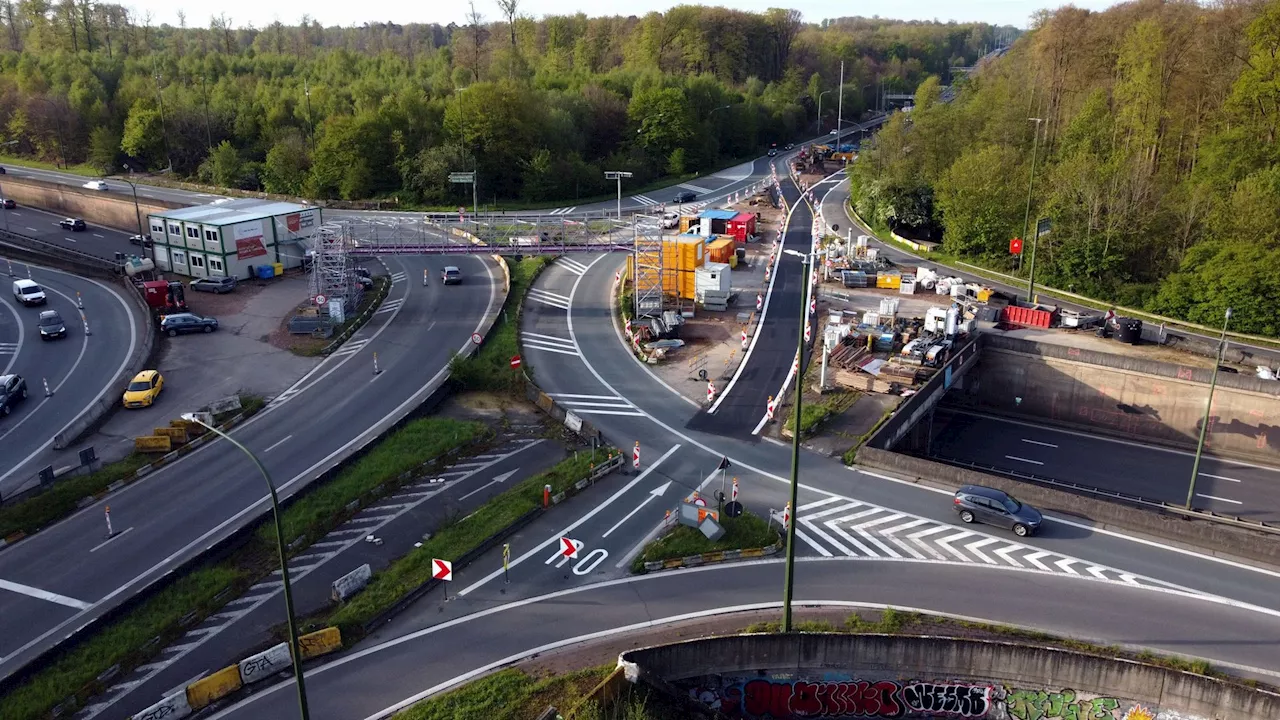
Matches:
[[707, 238, 735, 265]]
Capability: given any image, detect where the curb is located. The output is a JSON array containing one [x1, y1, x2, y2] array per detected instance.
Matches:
[[643, 539, 782, 572]]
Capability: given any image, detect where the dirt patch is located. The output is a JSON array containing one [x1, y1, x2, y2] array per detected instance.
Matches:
[[183, 281, 268, 318], [267, 302, 326, 354]]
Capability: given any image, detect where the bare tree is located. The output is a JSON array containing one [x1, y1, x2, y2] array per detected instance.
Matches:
[[2, 1, 21, 51], [79, 0, 93, 51], [767, 8, 801, 81], [466, 1, 485, 84], [496, 0, 517, 53]]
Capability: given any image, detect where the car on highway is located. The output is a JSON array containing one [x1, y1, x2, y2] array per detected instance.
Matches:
[[160, 312, 218, 336], [1, 198, 14, 209], [785, 143, 794, 150], [59, 217, 87, 231], [12, 278, 46, 306], [37, 310, 66, 340], [83, 180, 108, 191], [0, 166, 6, 174], [441, 266, 462, 285], [122, 370, 164, 408], [190, 276, 237, 293], [674, 190, 696, 203], [129, 234, 154, 248], [0, 373, 28, 417], [953, 485, 1042, 537]]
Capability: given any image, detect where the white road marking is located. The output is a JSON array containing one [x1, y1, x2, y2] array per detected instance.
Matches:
[[527, 288, 571, 309], [1004, 455, 1044, 465], [263, 435, 293, 453], [548, 393, 620, 400], [1020, 439, 1057, 448], [1199, 472, 1241, 483], [90, 527, 134, 552], [566, 408, 645, 416], [92, 233, 104, 238], [1196, 493, 1242, 505], [0, 579, 92, 609], [602, 481, 671, 538]]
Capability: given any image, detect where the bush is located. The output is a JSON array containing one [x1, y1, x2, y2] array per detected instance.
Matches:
[[632, 510, 779, 572]]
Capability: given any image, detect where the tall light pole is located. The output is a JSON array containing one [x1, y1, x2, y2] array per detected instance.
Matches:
[[780, 248, 810, 632], [1186, 307, 1232, 510], [816, 90, 831, 134], [119, 165, 147, 241], [604, 171, 633, 219], [1018, 117, 1044, 283], [836, 61, 845, 143], [180, 413, 311, 720]]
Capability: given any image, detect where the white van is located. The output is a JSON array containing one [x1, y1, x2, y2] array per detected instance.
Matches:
[[12, 279, 47, 306]]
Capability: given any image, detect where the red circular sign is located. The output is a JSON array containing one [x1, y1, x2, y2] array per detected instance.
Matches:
[[510, 355, 522, 369]]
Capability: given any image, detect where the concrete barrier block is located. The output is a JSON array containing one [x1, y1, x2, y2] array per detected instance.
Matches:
[[186, 665, 242, 710], [133, 689, 191, 720], [134, 435, 172, 453], [239, 642, 290, 685], [154, 426, 189, 444], [298, 627, 343, 659], [332, 564, 372, 603]]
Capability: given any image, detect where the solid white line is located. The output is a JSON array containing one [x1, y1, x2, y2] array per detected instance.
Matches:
[[528, 288, 570, 303], [1004, 455, 1044, 466], [548, 393, 621, 400], [0, 294, 21, 377], [0, 579, 92, 609], [90, 527, 134, 552], [456, 444, 682, 597], [601, 489, 663, 539], [555, 400, 633, 408], [263, 435, 293, 453], [568, 409, 646, 417], [762, 436, 788, 447], [1199, 472, 1241, 483], [1021, 439, 1058, 448], [1196, 493, 1243, 505]]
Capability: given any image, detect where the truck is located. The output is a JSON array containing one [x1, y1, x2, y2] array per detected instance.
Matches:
[[138, 280, 188, 317]]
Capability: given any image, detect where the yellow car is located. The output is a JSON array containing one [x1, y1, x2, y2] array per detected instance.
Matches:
[[122, 370, 164, 408]]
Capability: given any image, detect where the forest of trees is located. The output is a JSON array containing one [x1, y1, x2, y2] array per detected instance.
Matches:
[[850, 0, 1280, 335], [0, 4, 1007, 206]]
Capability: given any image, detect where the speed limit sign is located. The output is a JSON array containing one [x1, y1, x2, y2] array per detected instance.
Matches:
[[315, 294, 327, 305], [471, 332, 483, 345]]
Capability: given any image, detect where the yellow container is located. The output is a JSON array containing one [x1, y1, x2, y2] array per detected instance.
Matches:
[[679, 236, 705, 271], [876, 274, 901, 289], [272, 262, 284, 276]]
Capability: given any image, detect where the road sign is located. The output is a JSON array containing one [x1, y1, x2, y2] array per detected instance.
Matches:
[[432, 558, 452, 582], [510, 355, 521, 369], [1009, 237, 1023, 255], [448, 172, 475, 183], [724, 501, 744, 518], [560, 537, 581, 559], [471, 332, 483, 345], [314, 294, 327, 305]]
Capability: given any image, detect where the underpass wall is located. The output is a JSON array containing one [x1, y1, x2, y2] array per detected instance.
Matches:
[[964, 336, 1280, 464], [620, 634, 1280, 720], [0, 175, 184, 231]]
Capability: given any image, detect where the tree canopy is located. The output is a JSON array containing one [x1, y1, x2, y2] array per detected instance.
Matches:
[[0, 4, 1009, 205], [848, 0, 1280, 336]]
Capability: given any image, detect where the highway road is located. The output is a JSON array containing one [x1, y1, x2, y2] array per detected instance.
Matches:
[[0, 252, 499, 681], [927, 407, 1280, 521], [0, 201, 148, 261], [0, 259, 139, 497]]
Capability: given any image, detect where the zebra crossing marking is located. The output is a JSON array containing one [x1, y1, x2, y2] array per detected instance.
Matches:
[[390, 271, 407, 283], [375, 298, 405, 315], [547, 207, 577, 215], [558, 257, 589, 275]]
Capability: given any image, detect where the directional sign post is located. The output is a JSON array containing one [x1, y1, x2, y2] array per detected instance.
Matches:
[[560, 537, 581, 559], [604, 170, 634, 219], [503, 543, 511, 585], [448, 171, 478, 220], [433, 558, 452, 600]]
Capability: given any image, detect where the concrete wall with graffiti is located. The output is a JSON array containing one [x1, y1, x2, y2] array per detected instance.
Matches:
[[617, 634, 1280, 720]]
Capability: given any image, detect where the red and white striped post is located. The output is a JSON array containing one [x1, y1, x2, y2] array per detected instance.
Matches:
[[756, 293, 763, 311], [632, 442, 641, 470], [766, 395, 776, 421], [615, 268, 621, 283], [741, 327, 749, 350], [706, 380, 716, 404], [782, 502, 791, 530], [809, 297, 816, 315], [804, 321, 811, 343], [731, 478, 739, 502], [624, 317, 632, 339]]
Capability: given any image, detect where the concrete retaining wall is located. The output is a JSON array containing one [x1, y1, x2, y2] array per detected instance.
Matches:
[[971, 336, 1280, 463], [620, 633, 1280, 719], [858, 446, 1280, 566], [0, 175, 183, 232]]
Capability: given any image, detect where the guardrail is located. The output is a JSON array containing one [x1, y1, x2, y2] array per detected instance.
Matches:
[[0, 229, 123, 276]]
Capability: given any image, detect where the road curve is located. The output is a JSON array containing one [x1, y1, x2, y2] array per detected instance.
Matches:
[[208, 560, 1280, 720]]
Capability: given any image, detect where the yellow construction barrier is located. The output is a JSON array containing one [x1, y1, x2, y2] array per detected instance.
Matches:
[[134, 435, 172, 453], [186, 665, 242, 710], [298, 627, 343, 659], [154, 426, 189, 444], [171, 418, 208, 436]]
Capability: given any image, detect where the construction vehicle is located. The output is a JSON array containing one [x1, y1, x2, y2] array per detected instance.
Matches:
[[138, 280, 188, 317]]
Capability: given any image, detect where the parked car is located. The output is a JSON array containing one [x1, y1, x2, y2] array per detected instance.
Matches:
[[12, 279, 46, 306], [441, 266, 463, 285], [1, 198, 14, 209], [59, 218, 86, 231], [37, 310, 66, 340], [953, 485, 1042, 537], [129, 234, 154, 248], [0, 373, 27, 417], [190, 276, 237, 294], [83, 180, 108, 191], [674, 190, 696, 203], [122, 370, 164, 408], [160, 312, 219, 336]]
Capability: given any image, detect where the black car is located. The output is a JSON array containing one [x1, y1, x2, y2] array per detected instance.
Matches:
[[1, 198, 14, 209], [59, 218, 87, 231], [0, 166, 6, 174], [674, 190, 696, 203], [784, 143, 794, 150], [0, 373, 27, 417], [38, 310, 67, 340], [160, 312, 219, 336], [953, 485, 1043, 537], [190, 276, 237, 294]]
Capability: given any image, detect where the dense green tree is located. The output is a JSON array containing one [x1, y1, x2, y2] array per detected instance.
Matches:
[[262, 131, 311, 196], [200, 140, 242, 188], [86, 125, 120, 175], [119, 101, 164, 169]]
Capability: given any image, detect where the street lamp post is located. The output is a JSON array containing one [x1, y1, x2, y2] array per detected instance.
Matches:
[[180, 413, 311, 720], [816, 90, 831, 134], [780, 249, 810, 632], [1019, 117, 1044, 282], [119, 166, 146, 241], [1186, 307, 1232, 510], [604, 171, 633, 219], [836, 61, 845, 143]]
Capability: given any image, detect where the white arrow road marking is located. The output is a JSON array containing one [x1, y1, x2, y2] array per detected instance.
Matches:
[[905, 525, 950, 560], [1087, 566, 1110, 580], [1023, 551, 1053, 572], [879, 518, 929, 560], [993, 544, 1026, 567], [935, 531, 974, 562], [459, 468, 520, 502], [964, 537, 1000, 564], [1056, 558, 1081, 575], [602, 481, 671, 538]]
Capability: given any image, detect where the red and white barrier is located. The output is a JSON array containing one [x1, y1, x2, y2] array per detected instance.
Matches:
[[707, 380, 717, 404], [766, 395, 776, 421], [731, 478, 739, 502], [633, 442, 640, 469], [756, 293, 763, 311], [782, 502, 791, 529], [741, 327, 749, 349]]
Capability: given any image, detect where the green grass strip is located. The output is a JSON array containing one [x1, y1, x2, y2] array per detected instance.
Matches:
[[0, 416, 486, 720], [392, 666, 612, 720], [632, 510, 779, 572], [0, 155, 101, 177], [449, 257, 550, 393], [330, 449, 614, 632]]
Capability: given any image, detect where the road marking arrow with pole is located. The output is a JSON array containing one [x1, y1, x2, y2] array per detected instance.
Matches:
[[602, 481, 671, 538]]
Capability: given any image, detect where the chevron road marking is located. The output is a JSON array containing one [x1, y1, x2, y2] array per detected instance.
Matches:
[[1087, 565, 1111, 581], [878, 518, 930, 560], [792, 527, 832, 557], [801, 516, 855, 556], [522, 331, 579, 356], [964, 537, 1000, 565], [558, 257, 589, 276], [797, 497, 843, 512], [1023, 551, 1053, 572], [934, 531, 974, 562], [527, 288, 571, 310], [841, 510, 902, 558], [1056, 558, 1081, 575], [993, 544, 1025, 567]]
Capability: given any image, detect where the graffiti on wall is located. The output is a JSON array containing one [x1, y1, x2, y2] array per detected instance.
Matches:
[[677, 677, 1195, 720]]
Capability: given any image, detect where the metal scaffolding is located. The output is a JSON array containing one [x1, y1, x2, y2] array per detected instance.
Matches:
[[631, 213, 665, 319], [309, 222, 364, 316]]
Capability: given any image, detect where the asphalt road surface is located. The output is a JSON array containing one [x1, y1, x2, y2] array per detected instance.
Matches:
[[0, 202, 147, 260], [0, 253, 498, 680], [928, 408, 1280, 521], [0, 260, 138, 496]]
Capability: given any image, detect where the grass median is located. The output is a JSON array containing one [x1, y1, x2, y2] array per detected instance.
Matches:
[[449, 257, 549, 394], [0, 394, 266, 540], [631, 509, 779, 574], [392, 666, 612, 720], [0, 416, 486, 720], [327, 448, 616, 634]]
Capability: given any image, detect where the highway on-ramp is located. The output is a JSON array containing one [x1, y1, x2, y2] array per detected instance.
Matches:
[[0, 253, 499, 680]]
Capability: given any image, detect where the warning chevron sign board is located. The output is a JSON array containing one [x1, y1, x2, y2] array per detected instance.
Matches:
[[432, 558, 452, 582], [560, 537, 581, 559]]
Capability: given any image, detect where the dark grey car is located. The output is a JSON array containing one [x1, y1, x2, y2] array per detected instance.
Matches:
[[0, 373, 27, 417], [160, 312, 219, 337], [38, 310, 66, 340], [953, 485, 1042, 537]]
